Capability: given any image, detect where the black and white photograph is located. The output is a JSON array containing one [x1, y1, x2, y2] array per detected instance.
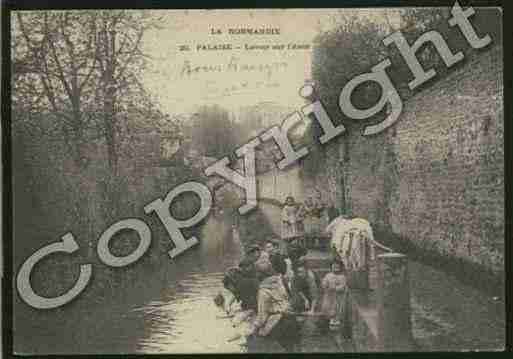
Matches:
[[6, 4, 505, 354]]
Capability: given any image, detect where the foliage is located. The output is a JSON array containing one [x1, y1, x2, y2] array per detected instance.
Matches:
[[395, 7, 501, 88], [187, 104, 242, 158], [302, 14, 388, 179], [311, 14, 389, 123], [12, 10, 168, 171], [302, 7, 502, 180]]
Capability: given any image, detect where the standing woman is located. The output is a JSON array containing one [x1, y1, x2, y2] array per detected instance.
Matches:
[[300, 197, 317, 248], [318, 260, 348, 333], [280, 196, 299, 256]]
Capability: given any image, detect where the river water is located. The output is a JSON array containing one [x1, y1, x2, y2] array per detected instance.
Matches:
[[130, 214, 245, 354], [14, 204, 504, 354], [15, 210, 248, 354]]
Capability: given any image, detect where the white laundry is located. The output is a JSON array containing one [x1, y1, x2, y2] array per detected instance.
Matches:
[[326, 216, 376, 270], [326, 216, 352, 254]]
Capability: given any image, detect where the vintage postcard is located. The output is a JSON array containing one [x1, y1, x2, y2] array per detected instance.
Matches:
[[8, 6, 504, 354]]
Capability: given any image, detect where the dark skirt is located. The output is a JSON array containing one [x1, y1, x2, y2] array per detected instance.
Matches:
[[268, 314, 301, 351], [246, 314, 301, 353]]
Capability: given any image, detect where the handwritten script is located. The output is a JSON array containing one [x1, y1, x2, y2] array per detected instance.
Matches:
[[179, 56, 288, 78]]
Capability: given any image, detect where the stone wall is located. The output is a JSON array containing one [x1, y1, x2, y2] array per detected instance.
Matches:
[[305, 45, 504, 275]]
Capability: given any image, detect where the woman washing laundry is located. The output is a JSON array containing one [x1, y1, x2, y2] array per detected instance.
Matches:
[[289, 258, 320, 314], [222, 266, 259, 313], [213, 291, 255, 347], [247, 253, 301, 352], [216, 268, 258, 347]]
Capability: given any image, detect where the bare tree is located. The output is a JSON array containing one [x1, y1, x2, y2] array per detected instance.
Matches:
[[12, 10, 162, 171], [14, 11, 100, 166], [93, 10, 159, 173]]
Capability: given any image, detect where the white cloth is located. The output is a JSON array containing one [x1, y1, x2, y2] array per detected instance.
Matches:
[[326, 217, 376, 269], [326, 217, 352, 254], [284, 258, 294, 286], [227, 309, 255, 344]]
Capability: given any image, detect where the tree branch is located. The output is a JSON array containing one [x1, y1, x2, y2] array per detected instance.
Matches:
[[114, 29, 143, 82], [43, 13, 75, 104], [78, 16, 99, 93], [16, 13, 73, 123]]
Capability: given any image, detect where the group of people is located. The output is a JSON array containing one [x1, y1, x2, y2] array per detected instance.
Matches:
[[214, 195, 376, 352], [216, 239, 349, 352], [280, 195, 327, 251]]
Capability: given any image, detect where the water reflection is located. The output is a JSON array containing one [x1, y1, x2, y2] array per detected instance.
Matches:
[[133, 213, 245, 353]]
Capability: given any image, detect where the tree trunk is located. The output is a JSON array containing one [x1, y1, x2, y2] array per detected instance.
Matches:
[[104, 92, 118, 174]]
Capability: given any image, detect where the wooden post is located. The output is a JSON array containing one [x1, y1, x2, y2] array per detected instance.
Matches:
[[376, 253, 413, 351]]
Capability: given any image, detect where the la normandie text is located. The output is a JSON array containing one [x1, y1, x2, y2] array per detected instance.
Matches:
[[210, 27, 281, 35]]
